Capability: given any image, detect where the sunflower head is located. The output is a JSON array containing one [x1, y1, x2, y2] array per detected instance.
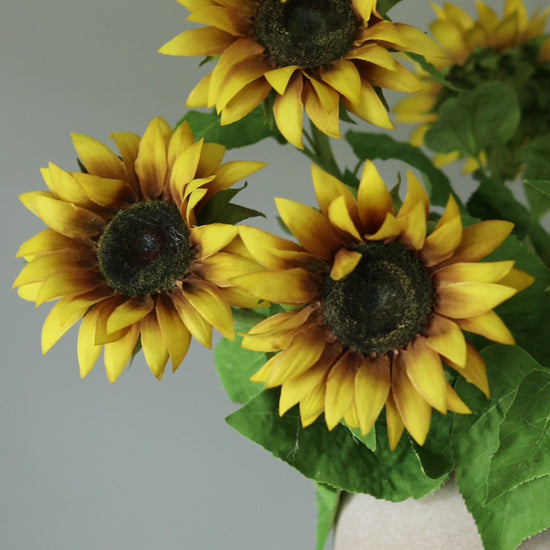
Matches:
[[159, 0, 444, 149], [233, 161, 533, 449], [13, 117, 266, 383], [394, 0, 550, 177]]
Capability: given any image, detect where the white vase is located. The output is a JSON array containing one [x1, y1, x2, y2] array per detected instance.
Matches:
[[333, 482, 550, 550]]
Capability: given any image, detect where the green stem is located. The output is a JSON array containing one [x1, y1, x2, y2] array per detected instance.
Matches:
[[300, 122, 344, 181]]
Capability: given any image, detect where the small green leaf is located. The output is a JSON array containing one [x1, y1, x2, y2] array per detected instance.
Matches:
[[227, 389, 446, 500], [524, 179, 550, 198], [454, 345, 549, 550], [314, 483, 341, 550], [178, 106, 280, 149], [345, 131, 462, 209]]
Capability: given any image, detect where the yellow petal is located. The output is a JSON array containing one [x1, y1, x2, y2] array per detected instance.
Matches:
[[430, 19, 467, 61], [311, 165, 356, 218], [19, 192, 105, 239], [72, 173, 137, 209], [168, 140, 204, 197], [41, 296, 89, 354], [365, 212, 402, 241], [198, 252, 263, 288], [273, 74, 304, 149], [354, 355, 391, 436], [344, 80, 394, 130], [403, 338, 448, 414], [303, 83, 341, 139], [106, 295, 155, 334], [456, 310, 515, 345], [422, 195, 462, 266], [351, 0, 375, 22], [366, 62, 422, 94], [135, 117, 172, 199], [187, 73, 212, 108], [265, 65, 299, 95], [183, 281, 235, 340], [187, 6, 249, 36], [324, 351, 362, 430], [398, 201, 427, 250], [498, 268, 534, 292], [398, 170, 430, 219], [447, 343, 490, 397], [220, 79, 273, 126], [299, 383, 326, 427], [197, 142, 226, 178], [36, 270, 102, 306], [159, 28, 235, 57], [217, 57, 269, 110], [385, 391, 405, 451], [156, 294, 192, 371], [140, 312, 169, 380], [71, 133, 126, 180], [320, 59, 362, 105], [275, 197, 342, 260], [191, 223, 239, 259], [392, 356, 432, 446], [328, 195, 362, 240], [437, 282, 517, 318], [435, 260, 515, 285], [109, 131, 141, 188], [16, 229, 75, 260], [451, 220, 513, 262], [425, 314, 467, 367], [209, 160, 267, 197], [445, 383, 472, 415], [43, 163, 93, 207], [77, 306, 104, 378], [104, 324, 139, 383], [171, 292, 213, 349], [357, 160, 393, 232], [232, 269, 320, 305], [349, 43, 397, 71], [330, 249, 362, 281]]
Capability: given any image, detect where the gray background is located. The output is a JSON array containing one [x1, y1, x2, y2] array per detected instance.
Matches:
[[1, 1, 542, 549]]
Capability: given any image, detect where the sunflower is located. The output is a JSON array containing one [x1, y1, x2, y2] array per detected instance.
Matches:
[[232, 161, 533, 449], [159, 0, 443, 149], [13, 117, 266, 383], [394, 0, 550, 171]]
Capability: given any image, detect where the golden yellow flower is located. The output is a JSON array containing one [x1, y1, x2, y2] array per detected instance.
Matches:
[[233, 161, 532, 449], [159, 0, 443, 149], [14, 117, 266, 383], [395, 0, 550, 171]]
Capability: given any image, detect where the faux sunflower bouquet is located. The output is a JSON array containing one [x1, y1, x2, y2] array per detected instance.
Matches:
[[13, 1, 550, 549]]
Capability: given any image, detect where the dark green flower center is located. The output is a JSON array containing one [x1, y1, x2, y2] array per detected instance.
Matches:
[[254, 0, 360, 69], [321, 241, 435, 355], [97, 201, 192, 297]]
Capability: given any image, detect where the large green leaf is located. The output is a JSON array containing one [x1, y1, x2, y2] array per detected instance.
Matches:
[[454, 345, 550, 550], [314, 483, 341, 550], [226, 389, 446, 500], [345, 130, 461, 209], [424, 82, 521, 158], [485, 368, 550, 502], [178, 106, 281, 149]]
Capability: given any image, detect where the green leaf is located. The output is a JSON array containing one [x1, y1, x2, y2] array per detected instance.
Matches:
[[486, 368, 550, 502], [345, 131, 462, 209], [524, 179, 550, 198], [226, 389, 446, 500], [407, 53, 460, 91], [214, 309, 270, 405], [454, 345, 550, 550], [424, 82, 521, 158], [178, 106, 280, 149], [314, 483, 341, 550], [524, 179, 550, 221]]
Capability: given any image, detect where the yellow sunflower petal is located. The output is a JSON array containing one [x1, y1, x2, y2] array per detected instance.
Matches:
[[273, 74, 305, 149], [498, 267, 534, 292], [311, 165, 357, 218], [171, 292, 213, 349], [344, 80, 394, 130], [456, 310, 515, 345], [303, 83, 341, 139], [187, 73, 213, 108], [77, 306, 104, 378], [140, 312, 169, 380], [325, 351, 362, 430], [437, 281, 517, 318], [71, 133, 126, 180], [398, 201, 427, 250], [221, 79, 271, 126], [275, 197, 342, 260], [198, 252, 264, 287], [351, 0, 375, 22], [266, 326, 328, 387], [385, 391, 405, 451], [366, 62, 422, 94], [109, 131, 141, 188], [187, 6, 249, 36], [349, 43, 397, 70], [425, 314, 467, 367], [365, 212, 402, 241], [183, 281, 235, 340], [451, 220, 514, 262], [330, 249, 362, 281], [20, 192, 105, 239], [435, 260, 515, 285], [300, 382, 326, 427], [354, 355, 391, 436], [106, 295, 155, 335], [392, 356, 432, 446], [159, 27, 235, 57], [104, 325, 140, 384], [448, 343, 490, 397], [403, 337, 448, 414], [197, 143, 227, 177], [72, 173, 137, 209], [328, 195, 362, 240], [430, 19, 467, 60], [36, 270, 102, 307], [168, 139, 204, 196], [191, 223, 239, 259], [445, 384, 472, 415], [233, 269, 320, 306], [422, 195, 462, 266], [357, 160, 394, 232], [209, 160, 267, 197], [399, 170, 430, 219], [265, 65, 299, 95], [16, 229, 76, 260], [43, 163, 92, 207], [319, 59, 362, 105], [135, 117, 172, 199], [156, 294, 192, 371]]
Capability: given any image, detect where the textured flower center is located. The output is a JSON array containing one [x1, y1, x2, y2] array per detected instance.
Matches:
[[97, 201, 192, 297], [321, 241, 435, 354], [254, 0, 359, 69]]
